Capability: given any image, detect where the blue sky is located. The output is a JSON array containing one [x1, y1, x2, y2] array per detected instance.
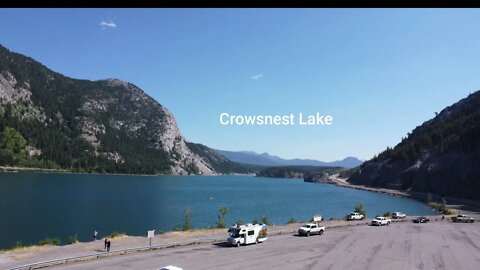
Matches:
[[1, 8, 479, 161]]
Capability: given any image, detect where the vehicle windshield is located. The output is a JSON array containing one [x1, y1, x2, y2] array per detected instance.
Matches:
[[302, 225, 311, 229], [229, 229, 241, 238]]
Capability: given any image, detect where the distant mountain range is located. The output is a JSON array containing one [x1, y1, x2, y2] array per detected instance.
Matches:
[[214, 149, 363, 168]]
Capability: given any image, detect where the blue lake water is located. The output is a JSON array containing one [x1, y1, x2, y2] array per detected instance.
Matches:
[[0, 173, 436, 249]]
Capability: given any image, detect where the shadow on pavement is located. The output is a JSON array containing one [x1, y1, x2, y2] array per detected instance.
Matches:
[[212, 242, 231, 248]]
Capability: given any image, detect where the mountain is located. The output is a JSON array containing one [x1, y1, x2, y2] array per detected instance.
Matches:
[[0, 44, 241, 175], [186, 143, 252, 174], [348, 91, 480, 199], [215, 149, 363, 168]]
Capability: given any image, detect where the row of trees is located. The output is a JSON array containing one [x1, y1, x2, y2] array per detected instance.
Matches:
[[174, 205, 274, 232], [175, 203, 374, 232]]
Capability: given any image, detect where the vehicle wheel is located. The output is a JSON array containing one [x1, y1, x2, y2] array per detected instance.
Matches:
[[236, 242, 240, 247], [319, 230, 324, 235], [307, 232, 310, 237], [387, 222, 390, 226]]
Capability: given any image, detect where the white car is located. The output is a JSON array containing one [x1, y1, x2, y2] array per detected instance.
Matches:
[[371, 216, 391, 226], [452, 214, 475, 223], [392, 212, 407, 219], [347, 212, 364, 220], [298, 223, 325, 237]]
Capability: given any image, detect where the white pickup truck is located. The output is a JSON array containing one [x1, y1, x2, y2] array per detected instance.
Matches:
[[347, 212, 364, 221], [298, 223, 325, 237], [371, 216, 391, 226], [451, 214, 475, 223]]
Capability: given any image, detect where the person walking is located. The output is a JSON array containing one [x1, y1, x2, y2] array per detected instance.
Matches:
[[107, 240, 111, 252], [104, 238, 108, 251], [93, 230, 98, 241]]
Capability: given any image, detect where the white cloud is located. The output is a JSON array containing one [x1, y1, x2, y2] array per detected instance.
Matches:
[[100, 20, 117, 30], [251, 74, 263, 80]]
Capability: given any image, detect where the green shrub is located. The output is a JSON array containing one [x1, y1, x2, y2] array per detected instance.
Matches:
[[383, 211, 392, 217], [234, 219, 244, 226], [183, 208, 192, 231], [428, 202, 454, 215], [109, 231, 126, 238], [261, 214, 271, 225], [14, 241, 23, 249], [68, 234, 79, 244], [38, 237, 61, 246], [354, 203, 366, 217], [286, 217, 297, 224], [216, 205, 228, 229]]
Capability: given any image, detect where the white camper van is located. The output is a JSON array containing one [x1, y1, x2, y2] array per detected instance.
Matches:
[[227, 223, 267, 247]]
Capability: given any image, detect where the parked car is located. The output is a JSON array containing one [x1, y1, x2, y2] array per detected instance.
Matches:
[[392, 212, 407, 219], [347, 212, 364, 221], [451, 214, 475, 223], [413, 216, 429, 223], [298, 223, 325, 237], [371, 216, 391, 226]]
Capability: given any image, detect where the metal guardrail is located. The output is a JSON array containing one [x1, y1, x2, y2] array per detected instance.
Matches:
[[6, 216, 446, 270], [5, 228, 299, 270], [6, 237, 225, 270]]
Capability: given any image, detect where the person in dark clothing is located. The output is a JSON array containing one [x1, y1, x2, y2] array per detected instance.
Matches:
[[107, 240, 111, 252], [104, 238, 108, 251]]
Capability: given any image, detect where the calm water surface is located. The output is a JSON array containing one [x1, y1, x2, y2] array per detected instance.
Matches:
[[0, 173, 435, 249]]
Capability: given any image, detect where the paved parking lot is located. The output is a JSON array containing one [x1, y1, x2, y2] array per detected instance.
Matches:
[[51, 220, 480, 270]]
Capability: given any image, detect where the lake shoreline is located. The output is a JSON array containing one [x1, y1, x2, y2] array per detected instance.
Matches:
[[0, 165, 254, 177], [322, 176, 480, 213]]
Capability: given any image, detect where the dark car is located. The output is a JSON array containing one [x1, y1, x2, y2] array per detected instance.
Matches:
[[413, 217, 429, 223]]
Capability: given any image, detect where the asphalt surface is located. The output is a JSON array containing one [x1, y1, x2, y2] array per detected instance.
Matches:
[[50, 220, 480, 270]]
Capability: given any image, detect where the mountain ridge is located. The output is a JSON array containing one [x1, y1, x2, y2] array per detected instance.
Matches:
[[347, 90, 480, 199], [215, 149, 362, 168], [0, 44, 235, 175]]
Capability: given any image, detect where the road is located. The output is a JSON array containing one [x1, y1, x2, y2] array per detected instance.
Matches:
[[50, 220, 480, 270]]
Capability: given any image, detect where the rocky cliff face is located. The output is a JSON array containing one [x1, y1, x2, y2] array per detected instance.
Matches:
[[348, 91, 480, 199], [0, 44, 217, 175]]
